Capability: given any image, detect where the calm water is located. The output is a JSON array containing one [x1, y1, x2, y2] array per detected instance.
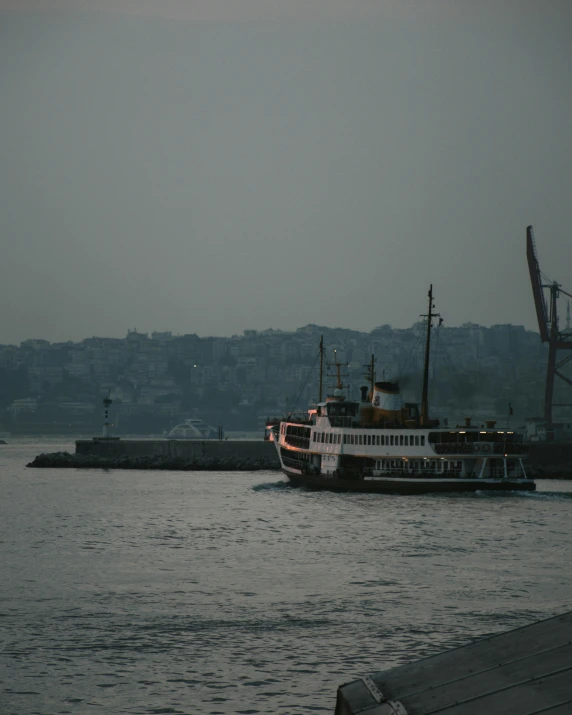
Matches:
[[1, 439, 572, 715]]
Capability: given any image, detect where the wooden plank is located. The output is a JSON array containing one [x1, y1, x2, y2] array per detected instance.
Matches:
[[432, 669, 572, 715], [335, 612, 572, 715], [528, 702, 572, 714], [400, 644, 572, 714], [372, 612, 572, 700]]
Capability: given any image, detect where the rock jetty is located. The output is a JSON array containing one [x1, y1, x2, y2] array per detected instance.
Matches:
[[27, 451, 280, 471]]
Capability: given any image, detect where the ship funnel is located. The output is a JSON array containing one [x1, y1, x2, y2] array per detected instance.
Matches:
[[372, 381, 402, 422]]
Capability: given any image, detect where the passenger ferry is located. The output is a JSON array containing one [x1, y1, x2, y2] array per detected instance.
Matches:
[[270, 287, 535, 494]]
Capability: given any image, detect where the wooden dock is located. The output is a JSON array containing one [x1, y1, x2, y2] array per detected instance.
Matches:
[[335, 611, 572, 715]]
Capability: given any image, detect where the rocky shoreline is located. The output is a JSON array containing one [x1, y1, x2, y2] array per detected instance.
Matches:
[[27, 451, 281, 471]]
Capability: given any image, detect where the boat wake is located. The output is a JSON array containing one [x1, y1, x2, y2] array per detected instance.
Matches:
[[252, 480, 292, 492]]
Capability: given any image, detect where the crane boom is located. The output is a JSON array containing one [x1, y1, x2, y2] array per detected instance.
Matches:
[[526, 224, 572, 436], [526, 225, 550, 342]]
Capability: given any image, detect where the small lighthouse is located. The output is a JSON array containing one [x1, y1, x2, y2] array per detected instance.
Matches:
[[102, 393, 112, 438]]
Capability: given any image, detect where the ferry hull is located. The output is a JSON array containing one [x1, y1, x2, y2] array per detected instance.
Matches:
[[283, 469, 536, 494]]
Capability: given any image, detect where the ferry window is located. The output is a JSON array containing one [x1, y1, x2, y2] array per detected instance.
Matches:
[[350, 435, 355, 445], [404, 436, 408, 446], [390, 435, 394, 446], [399, 435, 404, 446], [415, 436, 419, 446], [376, 435, 380, 446], [366, 435, 370, 445], [381, 435, 385, 445], [420, 436, 425, 446], [358, 435, 362, 445], [321, 433, 325, 443]]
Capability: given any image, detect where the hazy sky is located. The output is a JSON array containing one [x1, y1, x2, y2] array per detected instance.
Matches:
[[1, 1, 571, 344]]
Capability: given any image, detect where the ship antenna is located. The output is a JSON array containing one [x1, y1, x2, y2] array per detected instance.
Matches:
[[326, 349, 349, 395], [420, 285, 440, 428], [318, 335, 324, 402], [363, 354, 376, 398]]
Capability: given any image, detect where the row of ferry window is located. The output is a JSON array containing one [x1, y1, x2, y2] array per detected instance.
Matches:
[[374, 459, 462, 470], [313, 432, 426, 447]]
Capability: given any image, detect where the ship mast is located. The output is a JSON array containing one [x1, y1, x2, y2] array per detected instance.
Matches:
[[420, 285, 440, 428], [363, 354, 376, 398], [318, 335, 324, 402], [327, 349, 349, 396]]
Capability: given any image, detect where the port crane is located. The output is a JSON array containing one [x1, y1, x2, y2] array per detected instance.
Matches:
[[526, 225, 572, 438]]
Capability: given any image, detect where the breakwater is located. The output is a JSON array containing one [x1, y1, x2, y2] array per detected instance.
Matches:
[[526, 442, 572, 478], [25, 437, 572, 477], [27, 438, 281, 471]]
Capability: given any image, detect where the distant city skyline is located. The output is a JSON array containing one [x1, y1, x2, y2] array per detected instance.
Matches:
[[2, 1, 571, 345], [0, 317, 547, 347]]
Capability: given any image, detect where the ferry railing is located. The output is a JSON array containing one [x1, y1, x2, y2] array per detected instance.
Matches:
[[433, 442, 528, 455], [328, 416, 354, 428], [283, 412, 313, 425], [493, 443, 528, 455], [284, 434, 310, 450], [281, 452, 311, 471]]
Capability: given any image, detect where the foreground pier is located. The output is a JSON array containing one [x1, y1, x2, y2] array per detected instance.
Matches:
[[335, 611, 572, 715]]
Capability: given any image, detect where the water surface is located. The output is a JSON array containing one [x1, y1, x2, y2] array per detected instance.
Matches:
[[1, 439, 571, 714]]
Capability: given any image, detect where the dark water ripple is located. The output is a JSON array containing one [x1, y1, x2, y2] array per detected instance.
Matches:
[[1, 439, 572, 714]]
